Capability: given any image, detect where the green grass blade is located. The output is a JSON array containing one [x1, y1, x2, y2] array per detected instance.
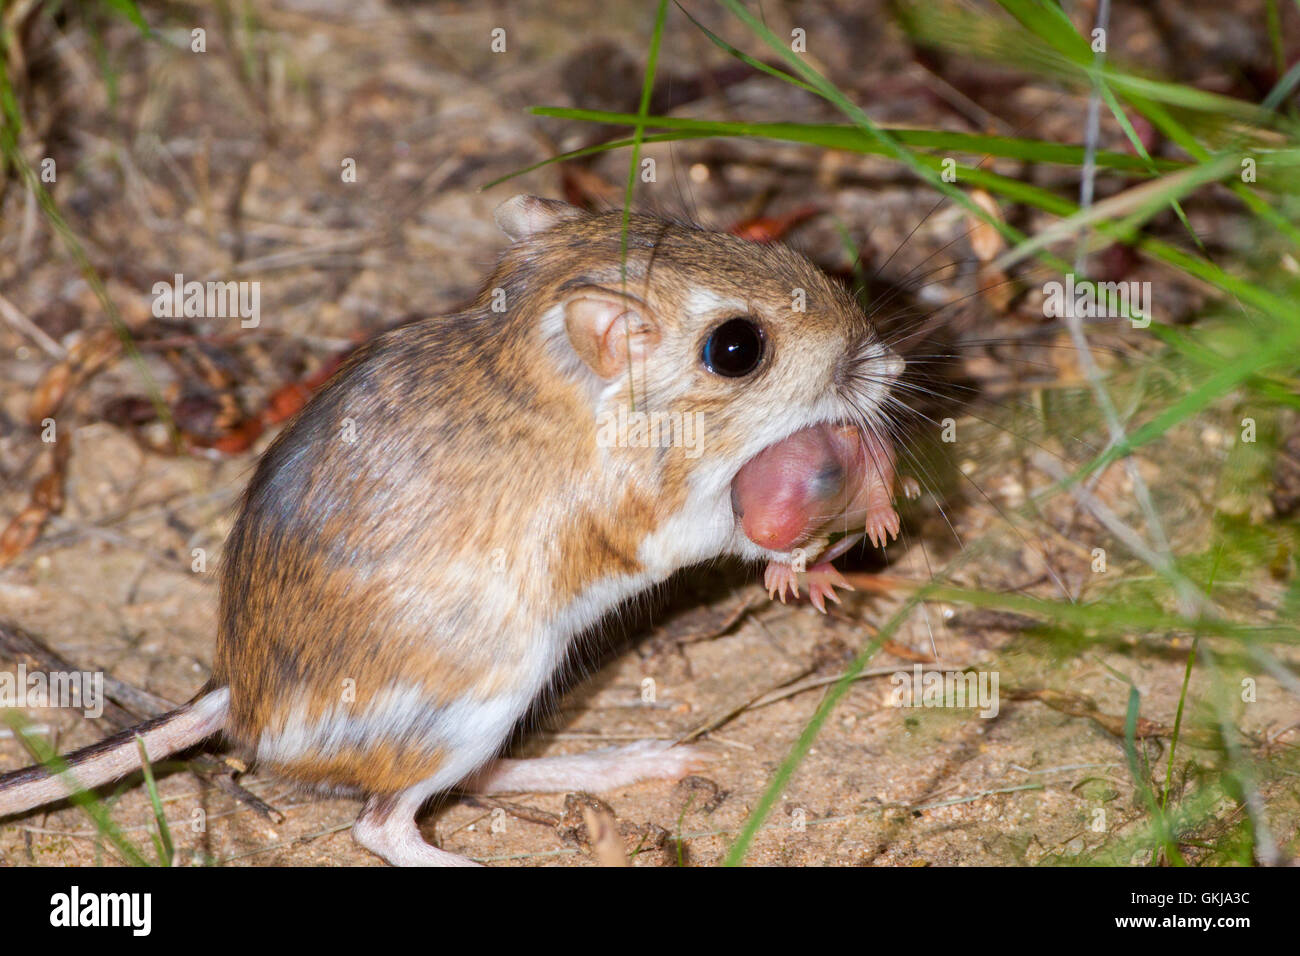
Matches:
[[993, 152, 1243, 270], [672, 0, 819, 94], [135, 735, 175, 866], [4, 712, 151, 866], [619, 0, 670, 262], [102, 0, 152, 36], [1122, 686, 1186, 865], [528, 108, 1178, 173], [616, 0, 670, 410]]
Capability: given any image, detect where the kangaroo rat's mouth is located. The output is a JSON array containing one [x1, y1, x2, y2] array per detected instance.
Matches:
[[731, 422, 897, 553]]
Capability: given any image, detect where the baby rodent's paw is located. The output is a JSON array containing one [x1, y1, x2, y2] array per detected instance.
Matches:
[[764, 560, 853, 613], [864, 503, 902, 549]]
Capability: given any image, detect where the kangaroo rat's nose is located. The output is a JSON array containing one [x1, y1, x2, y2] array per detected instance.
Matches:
[[879, 348, 905, 379], [836, 342, 905, 386]]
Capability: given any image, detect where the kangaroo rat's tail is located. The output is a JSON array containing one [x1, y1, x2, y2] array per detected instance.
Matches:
[[0, 687, 229, 818]]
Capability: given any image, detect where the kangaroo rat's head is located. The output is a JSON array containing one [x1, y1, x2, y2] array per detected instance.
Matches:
[[490, 195, 904, 567]]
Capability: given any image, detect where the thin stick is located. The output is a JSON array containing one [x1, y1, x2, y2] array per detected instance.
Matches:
[[0, 291, 66, 359]]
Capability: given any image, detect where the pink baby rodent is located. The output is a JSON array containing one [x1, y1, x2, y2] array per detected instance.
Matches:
[[731, 423, 901, 610]]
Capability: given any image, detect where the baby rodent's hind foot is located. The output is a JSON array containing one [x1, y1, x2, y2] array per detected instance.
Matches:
[[765, 560, 854, 613], [463, 740, 709, 794]]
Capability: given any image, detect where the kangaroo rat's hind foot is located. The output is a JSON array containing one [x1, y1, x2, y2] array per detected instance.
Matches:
[[352, 742, 707, 866], [462, 740, 708, 794], [353, 792, 483, 867]]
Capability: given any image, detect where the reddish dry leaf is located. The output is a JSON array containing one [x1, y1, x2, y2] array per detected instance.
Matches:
[[108, 344, 354, 456], [881, 639, 936, 663], [205, 417, 266, 455], [264, 356, 347, 425], [0, 437, 71, 568], [561, 165, 621, 209], [961, 190, 1018, 312], [730, 204, 821, 243], [28, 328, 122, 424], [200, 351, 351, 454], [840, 571, 917, 593]]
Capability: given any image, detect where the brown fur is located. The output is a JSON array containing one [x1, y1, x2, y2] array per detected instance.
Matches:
[[277, 743, 446, 795]]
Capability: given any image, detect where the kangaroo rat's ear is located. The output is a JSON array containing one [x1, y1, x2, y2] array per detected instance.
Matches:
[[563, 289, 660, 380], [495, 195, 585, 241]]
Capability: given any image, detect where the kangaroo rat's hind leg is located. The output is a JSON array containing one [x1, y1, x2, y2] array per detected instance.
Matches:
[[353, 791, 482, 867], [351, 742, 707, 866]]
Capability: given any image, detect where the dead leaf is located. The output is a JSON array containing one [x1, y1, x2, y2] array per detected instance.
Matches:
[[0, 437, 70, 568]]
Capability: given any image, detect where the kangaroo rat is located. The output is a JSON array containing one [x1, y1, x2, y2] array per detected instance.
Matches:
[[0, 196, 905, 866]]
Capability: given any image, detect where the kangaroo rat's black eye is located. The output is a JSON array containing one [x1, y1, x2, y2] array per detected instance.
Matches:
[[702, 318, 765, 378]]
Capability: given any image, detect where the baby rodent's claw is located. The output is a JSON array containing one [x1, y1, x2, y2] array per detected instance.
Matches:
[[805, 562, 853, 614], [763, 560, 854, 614], [764, 562, 800, 603], [865, 505, 901, 549], [899, 475, 922, 500]]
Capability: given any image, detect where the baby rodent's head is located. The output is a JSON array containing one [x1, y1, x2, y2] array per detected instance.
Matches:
[[488, 195, 902, 559]]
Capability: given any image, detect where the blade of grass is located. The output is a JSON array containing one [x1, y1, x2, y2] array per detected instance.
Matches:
[[1160, 539, 1229, 840], [989, 0, 1271, 124], [1201, 648, 1280, 864], [723, 585, 927, 864], [4, 712, 150, 866], [135, 734, 174, 866], [992, 152, 1243, 270], [1123, 685, 1187, 864], [672, 1, 819, 94], [524, 109, 1178, 173], [617, 0, 670, 410], [913, 0, 1300, 246], [1266, 0, 1286, 79], [619, 0, 670, 271], [1096, 84, 1206, 256], [521, 106, 1297, 320], [1261, 59, 1300, 113], [102, 0, 152, 36]]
